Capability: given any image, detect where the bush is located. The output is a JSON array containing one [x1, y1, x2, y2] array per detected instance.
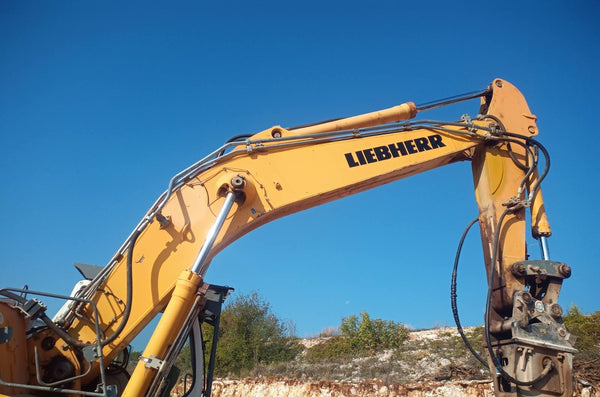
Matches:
[[305, 311, 409, 362], [563, 305, 600, 361], [340, 311, 409, 352], [305, 335, 355, 363]]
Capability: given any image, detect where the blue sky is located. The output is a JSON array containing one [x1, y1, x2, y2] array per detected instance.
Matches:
[[2, 2, 599, 347]]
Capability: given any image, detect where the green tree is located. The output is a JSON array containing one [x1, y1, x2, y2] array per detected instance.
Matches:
[[128, 350, 142, 372], [206, 292, 301, 377], [174, 342, 193, 374], [563, 305, 600, 360]]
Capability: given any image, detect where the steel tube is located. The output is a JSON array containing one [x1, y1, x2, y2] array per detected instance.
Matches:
[[416, 88, 490, 111], [540, 236, 551, 260], [191, 191, 237, 276]]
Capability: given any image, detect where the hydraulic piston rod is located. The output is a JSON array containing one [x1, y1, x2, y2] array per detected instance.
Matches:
[[191, 190, 238, 276], [416, 87, 490, 111], [540, 236, 551, 260]]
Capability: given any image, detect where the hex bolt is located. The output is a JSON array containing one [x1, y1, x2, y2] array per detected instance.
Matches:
[[558, 263, 572, 278]]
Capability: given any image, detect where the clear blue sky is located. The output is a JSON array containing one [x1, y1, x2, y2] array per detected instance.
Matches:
[[2, 2, 599, 346]]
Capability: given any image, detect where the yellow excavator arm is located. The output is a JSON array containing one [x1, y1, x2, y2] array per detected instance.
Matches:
[[0, 79, 574, 397]]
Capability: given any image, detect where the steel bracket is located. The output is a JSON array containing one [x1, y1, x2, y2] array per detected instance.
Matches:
[[140, 354, 164, 371]]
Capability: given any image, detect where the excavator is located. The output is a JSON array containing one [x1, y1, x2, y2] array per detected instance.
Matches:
[[0, 79, 576, 396]]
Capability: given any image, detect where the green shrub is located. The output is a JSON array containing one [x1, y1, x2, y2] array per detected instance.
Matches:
[[305, 335, 355, 363], [341, 311, 409, 352], [563, 305, 600, 360], [305, 311, 409, 362]]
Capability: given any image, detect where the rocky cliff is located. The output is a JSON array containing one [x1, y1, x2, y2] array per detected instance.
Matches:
[[210, 378, 494, 397], [208, 377, 598, 397], [173, 327, 599, 396]]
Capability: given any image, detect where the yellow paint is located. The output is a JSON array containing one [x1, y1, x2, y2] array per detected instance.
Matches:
[[123, 270, 203, 397]]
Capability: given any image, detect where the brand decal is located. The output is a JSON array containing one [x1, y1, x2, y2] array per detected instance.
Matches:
[[344, 134, 446, 168]]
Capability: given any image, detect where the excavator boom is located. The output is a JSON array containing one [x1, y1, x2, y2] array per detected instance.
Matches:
[[0, 79, 574, 397]]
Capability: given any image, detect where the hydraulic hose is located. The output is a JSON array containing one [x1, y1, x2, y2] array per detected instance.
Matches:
[[450, 217, 489, 368], [99, 228, 141, 347]]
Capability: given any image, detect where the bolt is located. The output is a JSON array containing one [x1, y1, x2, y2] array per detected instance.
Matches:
[[558, 328, 567, 337], [512, 262, 526, 277], [529, 265, 541, 273], [156, 213, 171, 228], [528, 126, 536, 134], [41, 336, 56, 351], [231, 176, 245, 190], [535, 300, 545, 313], [550, 304, 563, 319], [558, 263, 572, 278], [521, 291, 533, 304], [495, 80, 503, 88], [271, 128, 282, 138]]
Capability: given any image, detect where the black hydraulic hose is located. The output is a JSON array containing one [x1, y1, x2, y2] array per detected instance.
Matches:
[[99, 228, 141, 347], [496, 129, 551, 200], [450, 217, 489, 368], [484, 209, 554, 386], [498, 137, 537, 199], [524, 137, 551, 199]]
